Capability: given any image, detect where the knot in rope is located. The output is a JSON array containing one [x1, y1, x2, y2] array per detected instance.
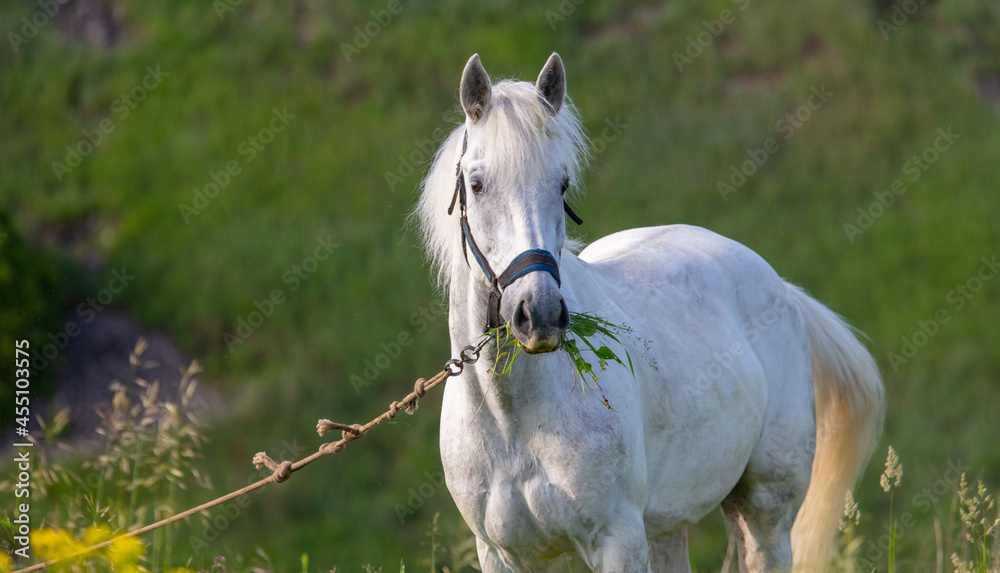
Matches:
[[388, 400, 403, 418], [316, 419, 335, 436], [401, 378, 429, 414], [342, 424, 365, 441], [252, 453, 294, 483], [321, 441, 346, 454], [317, 419, 364, 438], [273, 461, 293, 483]]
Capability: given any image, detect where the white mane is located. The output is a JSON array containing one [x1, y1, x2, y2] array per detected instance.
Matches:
[[412, 79, 590, 290]]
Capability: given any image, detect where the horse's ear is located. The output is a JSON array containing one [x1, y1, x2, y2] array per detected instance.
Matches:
[[460, 54, 492, 123], [535, 52, 565, 115]]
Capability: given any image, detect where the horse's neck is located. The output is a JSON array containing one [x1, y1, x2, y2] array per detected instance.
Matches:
[[447, 263, 490, 354]]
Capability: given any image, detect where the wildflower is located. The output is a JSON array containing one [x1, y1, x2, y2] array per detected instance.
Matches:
[[108, 535, 145, 566], [30, 528, 86, 560], [0, 552, 12, 573], [880, 445, 902, 492], [82, 524, 113, 546], [838, 489, 861, 532]]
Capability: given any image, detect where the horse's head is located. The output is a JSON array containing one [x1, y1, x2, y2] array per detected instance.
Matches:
[[449, 53, 587, 353]]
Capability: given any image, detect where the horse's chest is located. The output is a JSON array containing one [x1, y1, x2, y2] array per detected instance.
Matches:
[[445, 448, 586, 557], [441, 413, 629, 559]]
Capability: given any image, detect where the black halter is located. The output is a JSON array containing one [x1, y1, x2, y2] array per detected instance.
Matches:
[[448, 131, 583, 331]]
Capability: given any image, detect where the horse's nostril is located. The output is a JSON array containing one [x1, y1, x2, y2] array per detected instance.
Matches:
[[557, 299, 570, 331], [513, 299, 531, 333]]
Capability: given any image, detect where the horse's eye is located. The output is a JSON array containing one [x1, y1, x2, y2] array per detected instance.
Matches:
[[560, 176, 570, 195], [469, 176, 484, 195]]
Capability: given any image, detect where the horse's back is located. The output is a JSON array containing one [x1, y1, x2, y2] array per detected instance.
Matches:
[[580, 224, 774, 283], [577, 224, 796, 329]]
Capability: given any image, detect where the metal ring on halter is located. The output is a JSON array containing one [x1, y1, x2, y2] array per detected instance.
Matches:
[[445, 359, 464, 376], [460, 345, 481, 364]]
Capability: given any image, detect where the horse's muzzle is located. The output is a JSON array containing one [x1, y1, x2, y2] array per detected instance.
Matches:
[[502, 273, 569, 353]]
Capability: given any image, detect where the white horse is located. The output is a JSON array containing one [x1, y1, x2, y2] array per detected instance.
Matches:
[[414, 53, 884, 572]]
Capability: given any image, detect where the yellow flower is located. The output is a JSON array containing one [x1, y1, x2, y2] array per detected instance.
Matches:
[[82, 524, 113, 546], [108, 536, 145, 565], [30, 528, 86, 560], [0, 551, 13, 573]]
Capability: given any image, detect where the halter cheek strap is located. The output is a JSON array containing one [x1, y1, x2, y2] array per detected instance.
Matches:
[[564, 201, 584, 226], [449, 131, 581, 331]]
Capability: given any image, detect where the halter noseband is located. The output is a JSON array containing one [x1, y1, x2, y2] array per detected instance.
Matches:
[[448, 131, 582, 332]]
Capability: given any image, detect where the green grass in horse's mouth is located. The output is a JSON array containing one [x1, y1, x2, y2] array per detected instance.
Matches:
[[480, 312, 635, 410]]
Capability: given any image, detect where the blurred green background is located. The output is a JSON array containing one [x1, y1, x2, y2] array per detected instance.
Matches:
[[2, 0, 999, 570]]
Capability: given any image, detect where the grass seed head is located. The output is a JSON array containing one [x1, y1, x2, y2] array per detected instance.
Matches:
[[880, 445, 903, 492]]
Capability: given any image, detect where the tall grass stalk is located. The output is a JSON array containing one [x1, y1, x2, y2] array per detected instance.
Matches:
[[953, 473, 1000, 573], [880, 446, 903, 573]]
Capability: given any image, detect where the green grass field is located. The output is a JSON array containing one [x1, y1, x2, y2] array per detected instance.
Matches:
[[2, 0, 999, 570]]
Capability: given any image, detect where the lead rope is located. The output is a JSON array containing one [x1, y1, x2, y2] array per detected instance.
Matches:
[[12, 338, 490, 573]]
